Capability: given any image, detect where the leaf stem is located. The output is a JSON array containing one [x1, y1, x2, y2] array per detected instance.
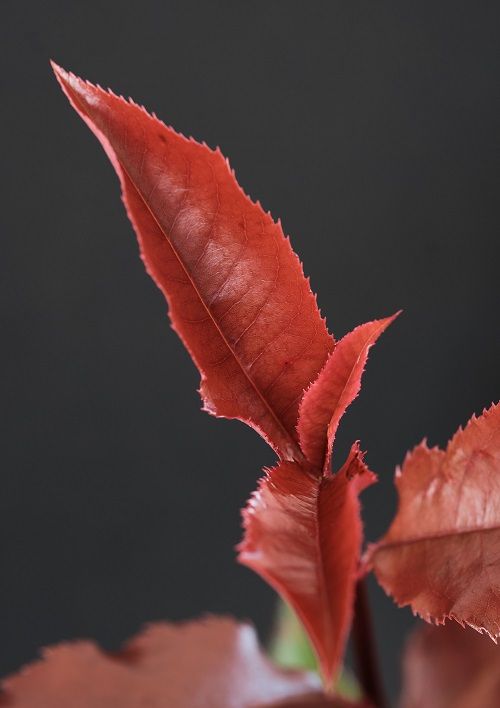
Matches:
[[352, 578, 387, 708]]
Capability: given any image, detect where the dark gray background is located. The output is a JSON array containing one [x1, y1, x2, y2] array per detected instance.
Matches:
[[1, 0, 499, 701]]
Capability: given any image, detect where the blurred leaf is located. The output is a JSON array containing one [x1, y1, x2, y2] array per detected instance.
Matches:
[[0, 616, 324, 707], [400, 620, 500, 708]]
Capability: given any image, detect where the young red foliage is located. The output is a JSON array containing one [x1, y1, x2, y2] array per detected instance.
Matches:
[[51, 63, 334, 463], [297, 316, 399, 472], [238, 444, 376, 687], [400, 621, 500, 708], [53, 64, 394, 694], [367, 403, 500, 638], [0, 617, 324, 708]]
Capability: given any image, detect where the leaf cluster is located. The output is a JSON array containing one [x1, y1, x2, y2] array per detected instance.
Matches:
[[3, 65, 498, 708]]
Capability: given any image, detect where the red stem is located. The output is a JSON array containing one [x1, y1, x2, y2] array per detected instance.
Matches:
[[352, 579, 387, 708]]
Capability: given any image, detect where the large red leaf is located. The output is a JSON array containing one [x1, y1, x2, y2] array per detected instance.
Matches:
[[367, 403, 500, 637], [297, 316, 398, 471], [0, 617, 324, 708], [238, 444, 376, 687], [52, 63, 334, 461], [269, 697, 367, 707], [399, 621, 500, 708]]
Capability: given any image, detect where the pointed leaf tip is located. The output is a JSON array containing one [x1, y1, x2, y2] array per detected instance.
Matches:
[[50, 61, 73, 91], [298, 312, 400, 471]]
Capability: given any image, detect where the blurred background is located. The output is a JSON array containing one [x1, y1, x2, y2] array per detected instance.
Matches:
[[1, 1, 499, 701]]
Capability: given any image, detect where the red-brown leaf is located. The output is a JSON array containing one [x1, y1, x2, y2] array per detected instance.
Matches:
[[268, 696, 368, 707], [297, 316, 399, 471], [52, 63, 334, 461], [367, 403, 500, 637], [238, 444, 376, 687], [0, 617, 324, 708], [400, 621, 500, 708]]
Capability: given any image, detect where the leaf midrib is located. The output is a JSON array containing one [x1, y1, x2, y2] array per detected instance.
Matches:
[[378, 522, 500, 552], [68, 83, 305, 462]]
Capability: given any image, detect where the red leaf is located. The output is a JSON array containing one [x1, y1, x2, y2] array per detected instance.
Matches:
[[0, 617, 323, 708], [367, 403, 500, 638], [51, 63, 334, 461], [268, 696, 368, 707], [297, 315, 399, 471], [238, 444, 376, 686], [400, 621, 500, 708]]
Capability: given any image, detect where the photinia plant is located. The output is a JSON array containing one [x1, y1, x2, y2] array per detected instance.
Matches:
[[2, 63, 498, 707]]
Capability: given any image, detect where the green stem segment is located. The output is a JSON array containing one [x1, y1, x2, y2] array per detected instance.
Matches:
[[352, 579, 387, 708]]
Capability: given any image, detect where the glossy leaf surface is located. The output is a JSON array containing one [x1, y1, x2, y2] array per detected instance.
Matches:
[[368, 403, 500, 637], [297, 316, 398, 471], [400, 621, 500, 708], [239, 444, 376, 686], [52, 63, 334, 461], [0, 617, 322, 708]]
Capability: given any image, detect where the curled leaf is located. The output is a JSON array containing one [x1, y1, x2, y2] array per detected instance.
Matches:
[[0, 617, 322, 708], [52, 63, 334, 461], [297, 315, 399, 471], [367, 403, 500, 638], [238, 444, 376, 687], [400, 621, 500, 708]]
